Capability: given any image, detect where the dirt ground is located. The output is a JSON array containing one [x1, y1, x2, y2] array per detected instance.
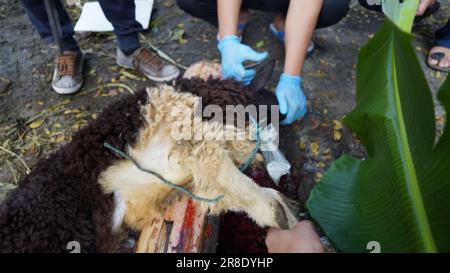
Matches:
[[0, 0, 449, 204]]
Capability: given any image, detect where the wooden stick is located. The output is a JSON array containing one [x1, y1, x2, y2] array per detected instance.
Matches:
[[139, 34, 188, 70]]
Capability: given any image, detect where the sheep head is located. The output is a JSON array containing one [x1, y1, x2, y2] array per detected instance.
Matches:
[[177, 59, 284, 126]]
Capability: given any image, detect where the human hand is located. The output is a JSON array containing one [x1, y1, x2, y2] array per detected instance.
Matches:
[[218, 35, 269, 85], [417, 0, 436, 16], [266, 221, 324, 253], [275, 74, 307, 125]]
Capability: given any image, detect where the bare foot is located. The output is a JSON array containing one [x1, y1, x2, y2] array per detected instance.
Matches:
[[428, 46, 450, 72]]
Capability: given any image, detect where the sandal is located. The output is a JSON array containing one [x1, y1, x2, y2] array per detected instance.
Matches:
[[427, 46, 450, 73], [269, 23, 315, 55]]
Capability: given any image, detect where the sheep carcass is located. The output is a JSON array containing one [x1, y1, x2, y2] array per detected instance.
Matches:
[[0, 63, 297, 253]]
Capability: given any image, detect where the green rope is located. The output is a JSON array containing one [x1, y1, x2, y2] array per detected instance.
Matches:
[[239, 120, 261, 172], [103, 122, 260, 204], [103, 142, 223, 204]]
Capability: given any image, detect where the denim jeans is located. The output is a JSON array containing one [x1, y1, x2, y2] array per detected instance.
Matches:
[[176, 0, 350, 29], [21, 0, 143, 53]]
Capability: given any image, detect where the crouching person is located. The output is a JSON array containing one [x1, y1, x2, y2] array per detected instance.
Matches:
[[20, 0, 180, 95], [176, 0, 350, 125]]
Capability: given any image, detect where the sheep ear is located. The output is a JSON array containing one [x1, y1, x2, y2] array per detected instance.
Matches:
[[250, 59, 276, 92]]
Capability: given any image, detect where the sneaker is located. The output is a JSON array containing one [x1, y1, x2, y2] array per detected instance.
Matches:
[[116, 47, 180, 82], [52, 51, 85, 95]]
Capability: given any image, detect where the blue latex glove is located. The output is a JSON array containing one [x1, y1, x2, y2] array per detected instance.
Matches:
[[276, 74, 307, 125], [218, 35, 269, 85]]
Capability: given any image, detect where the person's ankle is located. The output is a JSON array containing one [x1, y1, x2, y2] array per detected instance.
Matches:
[[121, 46, 141, 56], [117, 33, 141, 56], [61, 47, 81, 54], [239, 8, 250, 22], [273, 14, 285, 32], [61, 37, 80, 53]]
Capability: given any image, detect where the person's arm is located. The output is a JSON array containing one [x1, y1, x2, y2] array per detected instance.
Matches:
[[275, 1, 323, 125], [265, 221, 325, 253], [218, 0, 242, 40], [216, 0, 268, 85], [284, 0, 323, 76]]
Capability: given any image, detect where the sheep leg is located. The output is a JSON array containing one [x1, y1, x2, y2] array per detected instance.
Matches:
[[193, 156, 300, 229]]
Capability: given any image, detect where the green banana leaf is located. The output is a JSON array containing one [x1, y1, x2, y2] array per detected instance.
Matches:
[[306, 19, 450, 253]]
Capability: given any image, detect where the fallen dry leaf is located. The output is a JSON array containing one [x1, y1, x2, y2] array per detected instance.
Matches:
[[298, 140, 306, 151], [53, 122, 62, 129], [316, 162, 326, 168], [315, 172, 323, 183], [255, 40, 264, 49], [28, 119, 44, 129], [311, 142, 320, 156], [333, 120, 343, 130], [64, 109, 81, 115], [333, 130, 342, 141]]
